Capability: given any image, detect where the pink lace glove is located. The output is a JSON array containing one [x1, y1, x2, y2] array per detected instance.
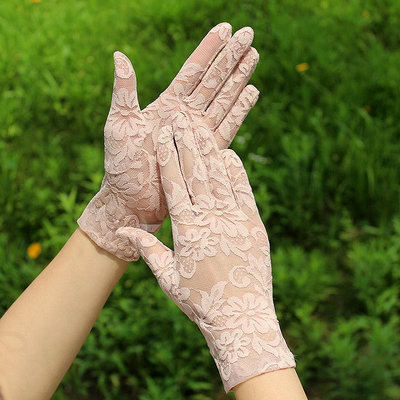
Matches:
[[78, 23, 260, 261], [117, 113, 296, 391]]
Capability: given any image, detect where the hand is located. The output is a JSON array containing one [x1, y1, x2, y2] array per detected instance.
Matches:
[[78, 23, 260, 261], [118, 113, 295, 391]]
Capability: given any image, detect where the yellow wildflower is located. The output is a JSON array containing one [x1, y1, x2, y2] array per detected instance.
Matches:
[[32, 0, 42, 3], [296, 63, 309, 72], [27, 242, 41, 259]]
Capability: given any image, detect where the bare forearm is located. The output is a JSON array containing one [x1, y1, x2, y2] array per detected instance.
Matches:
[[233, 368, 307, 400], [0, 228, 128, 400]]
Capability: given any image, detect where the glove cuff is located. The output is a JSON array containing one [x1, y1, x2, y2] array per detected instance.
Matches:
[[203, 318, 296, 392], [77, 187, 140, 262]]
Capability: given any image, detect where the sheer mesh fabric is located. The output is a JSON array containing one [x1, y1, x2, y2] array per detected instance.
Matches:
[[118, 113, 296, 391], [78, 23, 260, 261]]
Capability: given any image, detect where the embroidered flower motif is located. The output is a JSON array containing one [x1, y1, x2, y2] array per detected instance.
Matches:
[[107, 88, 145, 143], [197, 197, 248, 237], [178, 228, 218, 261], [147, 251, 178, 292], [93, 188, 140, 232], [222, 293, 275, 334], [214, 329, 251, 364]]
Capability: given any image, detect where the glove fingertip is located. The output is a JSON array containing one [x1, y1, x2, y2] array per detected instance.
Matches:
[[173, 111, 191, 132], [113, 51, 136, 80], [116, 227, 139, 245]]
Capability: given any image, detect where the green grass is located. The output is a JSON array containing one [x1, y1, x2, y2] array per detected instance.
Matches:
[[1, 0, 400, 399]]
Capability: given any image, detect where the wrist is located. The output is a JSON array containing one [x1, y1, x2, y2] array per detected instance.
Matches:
[[233, 367, 307, 400], [199, 313, 295, 392], [78, 186, 140, 261]]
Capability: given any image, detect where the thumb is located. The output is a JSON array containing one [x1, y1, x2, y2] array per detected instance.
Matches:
[[116, 227, 173, 272], [112, 51, 141, 110], [104, 51, 143, 174], [117, 228, 186, 307]]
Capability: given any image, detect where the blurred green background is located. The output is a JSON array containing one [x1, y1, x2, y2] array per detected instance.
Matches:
[[1, 0, 400, 399]]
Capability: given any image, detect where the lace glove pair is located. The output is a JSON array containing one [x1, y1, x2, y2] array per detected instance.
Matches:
[[117, 113, 296, 392], [78, 23, 260, 261]]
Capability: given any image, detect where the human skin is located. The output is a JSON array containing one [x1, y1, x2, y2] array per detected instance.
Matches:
[[233, 368, 308, 400], [0, 229, 308, 400], [0, 228, 129, 400]]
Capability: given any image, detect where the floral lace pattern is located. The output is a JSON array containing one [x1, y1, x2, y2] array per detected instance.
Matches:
[[78, 23, 260, 261], [117, 113, 295, 391]]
